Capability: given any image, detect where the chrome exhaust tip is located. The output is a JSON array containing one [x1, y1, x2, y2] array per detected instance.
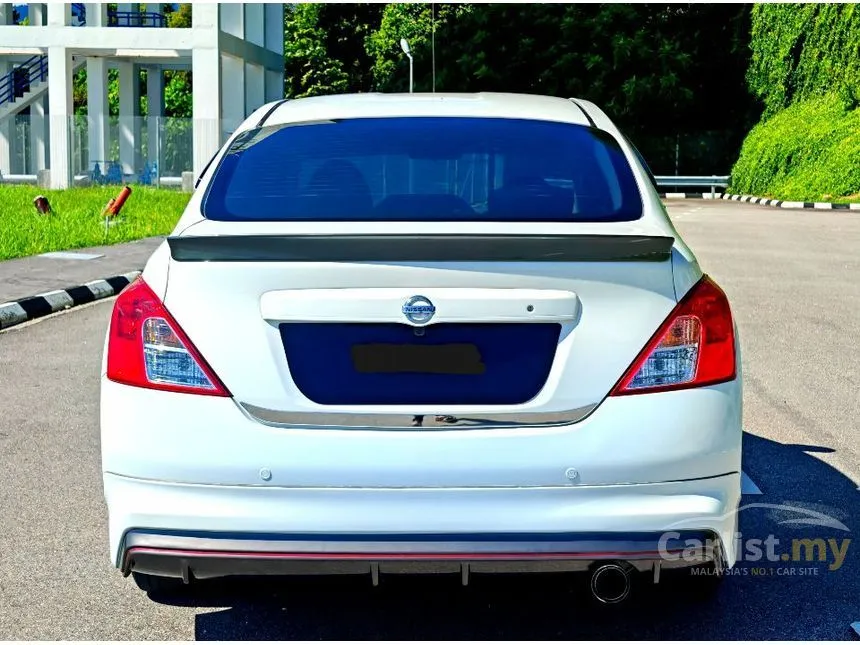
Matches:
[[590, 561, 634, 604]]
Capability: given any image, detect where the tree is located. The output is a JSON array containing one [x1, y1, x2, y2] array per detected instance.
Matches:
[[363, 3, 755, 173], [284, 4, 349, 98], [282, 3, 384, 98], [165, 3, 192, 28], [366, 3, 467, 92], [315, 3, 384, 91]]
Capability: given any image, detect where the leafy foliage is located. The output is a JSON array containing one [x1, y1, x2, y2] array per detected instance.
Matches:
[[315, 3, 384, 91], [747, 4, 860, 119], [283, 3, 755, 173], [365, 3, 468, 91], [730, 95, 860, 201], [731, 4, 860, 200], [284, 4, 350, 98], [163, 71, 192, 118], [164, 3, 192, 28], [283, 3, 384, 97]]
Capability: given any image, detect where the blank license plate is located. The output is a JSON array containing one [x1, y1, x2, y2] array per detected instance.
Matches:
[[351, 343, 486, 375]]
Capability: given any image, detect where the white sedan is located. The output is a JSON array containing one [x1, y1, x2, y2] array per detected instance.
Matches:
[[101, 92, 742, 603]]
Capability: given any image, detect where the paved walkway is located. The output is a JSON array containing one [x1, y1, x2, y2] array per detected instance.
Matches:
[[0, 237, 163, 304]]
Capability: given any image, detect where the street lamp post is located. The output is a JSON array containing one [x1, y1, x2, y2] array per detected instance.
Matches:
[[400, 38, 413, 93]]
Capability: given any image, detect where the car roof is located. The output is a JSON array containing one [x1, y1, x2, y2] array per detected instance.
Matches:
[[258, 92, 593, 130]]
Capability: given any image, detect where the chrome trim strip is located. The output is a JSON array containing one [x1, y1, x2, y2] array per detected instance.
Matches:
[[236, 401, 599, 430]]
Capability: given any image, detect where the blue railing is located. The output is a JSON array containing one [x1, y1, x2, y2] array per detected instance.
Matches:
[[0, 55, 48, 109], [107, 9, 167, 28]]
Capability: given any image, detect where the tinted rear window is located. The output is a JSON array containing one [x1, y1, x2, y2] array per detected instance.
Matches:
[[203, 117, 642, 222]]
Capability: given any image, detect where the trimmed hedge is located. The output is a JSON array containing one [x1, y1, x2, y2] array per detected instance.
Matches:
[[729, 95, 860, 201]]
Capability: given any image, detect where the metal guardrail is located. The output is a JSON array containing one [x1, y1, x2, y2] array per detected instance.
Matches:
[[655, 175, 729, 187], [655, 175, 729, 197]]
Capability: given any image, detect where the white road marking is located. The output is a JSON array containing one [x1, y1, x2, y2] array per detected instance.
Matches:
[[39, 251, 105, 261], [741, 471, 763, 495]]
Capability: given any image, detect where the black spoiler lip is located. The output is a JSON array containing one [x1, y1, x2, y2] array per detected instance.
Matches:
[[166, 234, 675, 263]]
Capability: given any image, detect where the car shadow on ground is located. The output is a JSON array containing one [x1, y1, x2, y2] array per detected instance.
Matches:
[[148, 432, 859, 640]]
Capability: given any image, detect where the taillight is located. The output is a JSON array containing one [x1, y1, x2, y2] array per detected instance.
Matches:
[[610, 275, 736, 395], [106, 278, 230, 396]]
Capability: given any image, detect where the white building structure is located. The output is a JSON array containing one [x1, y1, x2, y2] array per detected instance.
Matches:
[[0, 3, 284, 188]]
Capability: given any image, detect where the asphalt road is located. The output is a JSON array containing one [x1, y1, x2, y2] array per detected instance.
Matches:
[[1, 200, 858, 639]]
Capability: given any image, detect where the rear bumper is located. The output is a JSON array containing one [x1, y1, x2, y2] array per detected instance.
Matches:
[[107, 471, 741, 575], [101, 377, 743, 489]]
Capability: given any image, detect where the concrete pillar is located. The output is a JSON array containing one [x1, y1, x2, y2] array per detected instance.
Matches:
[[84, 2, 108, 27], [245, 62, 265, 117], [181, 171, 194, 193], [86, 57, 109, 171], [0, 59, 10, 176], [47, 2, 71, 26], [30, 94, 48, 173], [192, 54, 220, 178], [47, 46, 73, 189], [30, 3, 47, 26], [118, 62, 141, 176], [146, 66, 163, 167], [192, 3, 221, 178]]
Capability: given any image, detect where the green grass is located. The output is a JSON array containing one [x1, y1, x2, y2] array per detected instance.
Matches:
[[0, 185, 190, 261], [729, 94, 860, 202]]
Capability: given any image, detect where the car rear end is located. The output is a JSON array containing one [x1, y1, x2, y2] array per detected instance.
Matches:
[[100, 94, 742, 594]]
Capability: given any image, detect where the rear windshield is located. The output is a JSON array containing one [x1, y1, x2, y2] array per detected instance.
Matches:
[[202, 117, 643, 222]]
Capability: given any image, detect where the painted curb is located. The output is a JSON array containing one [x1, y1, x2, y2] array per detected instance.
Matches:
[[661, 192, 860, 210], [720, 194, 860, 210], [0, 271, 140, 331]]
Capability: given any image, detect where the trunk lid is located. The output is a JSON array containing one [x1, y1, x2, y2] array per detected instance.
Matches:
[[161, 220, 678, 425]]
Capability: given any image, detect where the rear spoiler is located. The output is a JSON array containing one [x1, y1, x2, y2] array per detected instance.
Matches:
[[166, 234, 674, 263]]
